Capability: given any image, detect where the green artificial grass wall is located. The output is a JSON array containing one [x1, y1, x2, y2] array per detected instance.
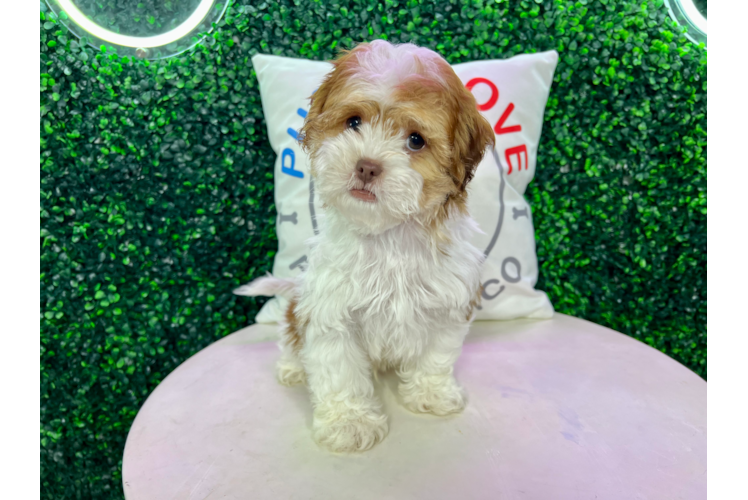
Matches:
[[40, 0, 706, 497]]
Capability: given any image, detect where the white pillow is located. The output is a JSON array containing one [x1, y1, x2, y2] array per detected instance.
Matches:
[[250, 50, 558, 323]]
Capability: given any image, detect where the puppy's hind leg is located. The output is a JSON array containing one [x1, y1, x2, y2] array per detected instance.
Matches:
[[277, 341, 306, 386], [234, 275, 305, 385], [276, 299, 307, 386]]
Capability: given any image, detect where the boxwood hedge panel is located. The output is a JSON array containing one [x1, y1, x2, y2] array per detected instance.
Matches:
[[40, 0, 706, 497]]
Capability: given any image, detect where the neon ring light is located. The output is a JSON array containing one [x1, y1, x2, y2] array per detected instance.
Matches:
[[45, 0, 228, 59]]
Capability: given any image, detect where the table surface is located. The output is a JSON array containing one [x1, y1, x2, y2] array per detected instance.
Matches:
[[122, 314, 706, 500]]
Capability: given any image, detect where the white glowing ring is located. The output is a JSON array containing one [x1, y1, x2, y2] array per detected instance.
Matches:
[[55, 0, 215, 48], [678, 0, 748, 35]]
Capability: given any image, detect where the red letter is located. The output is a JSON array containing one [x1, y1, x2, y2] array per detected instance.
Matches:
[[504, 145, 528, 175], [465, 77, 498, 111], [494, 103, 522, 135]]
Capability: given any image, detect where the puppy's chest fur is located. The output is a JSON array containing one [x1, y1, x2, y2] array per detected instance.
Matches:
[[297, 218, 483, 364]]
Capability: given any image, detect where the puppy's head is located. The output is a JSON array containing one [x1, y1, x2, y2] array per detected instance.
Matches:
[[300, 40, 495, 235]]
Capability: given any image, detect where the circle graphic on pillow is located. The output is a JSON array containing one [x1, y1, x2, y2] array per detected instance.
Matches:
[[482, 148, 507, 258]]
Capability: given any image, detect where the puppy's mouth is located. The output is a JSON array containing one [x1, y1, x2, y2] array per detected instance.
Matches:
[[350, 188, 377, 202]]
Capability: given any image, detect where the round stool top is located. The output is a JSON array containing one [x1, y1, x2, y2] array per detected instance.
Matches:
[[122, 314, 706, 499]]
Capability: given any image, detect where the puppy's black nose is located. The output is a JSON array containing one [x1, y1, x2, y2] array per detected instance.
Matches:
[[355, 159, 382, 184]]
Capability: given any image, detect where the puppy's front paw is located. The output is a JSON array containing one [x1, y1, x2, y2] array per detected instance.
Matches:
[[312, 403, 388, 453], [400, 374, 467, 416]]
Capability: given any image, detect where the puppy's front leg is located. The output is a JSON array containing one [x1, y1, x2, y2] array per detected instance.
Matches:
[[303, 325, 388, 452], [398, 323, 469, 416]]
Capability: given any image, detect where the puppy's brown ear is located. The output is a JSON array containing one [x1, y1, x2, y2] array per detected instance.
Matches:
[[440, 63, 495, 191], [450, 88, 495, 191], [299, 45, 368, 153], [299, 71, 334, 153]]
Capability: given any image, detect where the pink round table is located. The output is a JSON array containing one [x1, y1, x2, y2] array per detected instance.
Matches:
[[122, 314, 706, 499]]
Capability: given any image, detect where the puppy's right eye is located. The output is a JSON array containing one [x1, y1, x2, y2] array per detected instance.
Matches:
[[346, 116, 362, 130]]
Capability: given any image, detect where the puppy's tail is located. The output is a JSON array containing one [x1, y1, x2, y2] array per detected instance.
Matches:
[[233, 274, 297, 300]]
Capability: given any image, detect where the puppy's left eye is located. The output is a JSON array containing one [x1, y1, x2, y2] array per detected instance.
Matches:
[[406, 133, 426, 151], [346, 116, 362, 130]]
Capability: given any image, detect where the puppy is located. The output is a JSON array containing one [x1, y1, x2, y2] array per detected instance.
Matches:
[[237, 40, 494, 453]]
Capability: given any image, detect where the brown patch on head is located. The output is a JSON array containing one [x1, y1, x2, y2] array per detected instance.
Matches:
[[300, 41, 495, 239], [283, 298, 305, 354], [408, 56, 495, 204], [390, 57, 494, 238], [299, 44, 374, 158]]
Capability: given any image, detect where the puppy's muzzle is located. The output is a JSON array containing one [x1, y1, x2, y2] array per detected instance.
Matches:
[[355, 159, 382, 184]]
